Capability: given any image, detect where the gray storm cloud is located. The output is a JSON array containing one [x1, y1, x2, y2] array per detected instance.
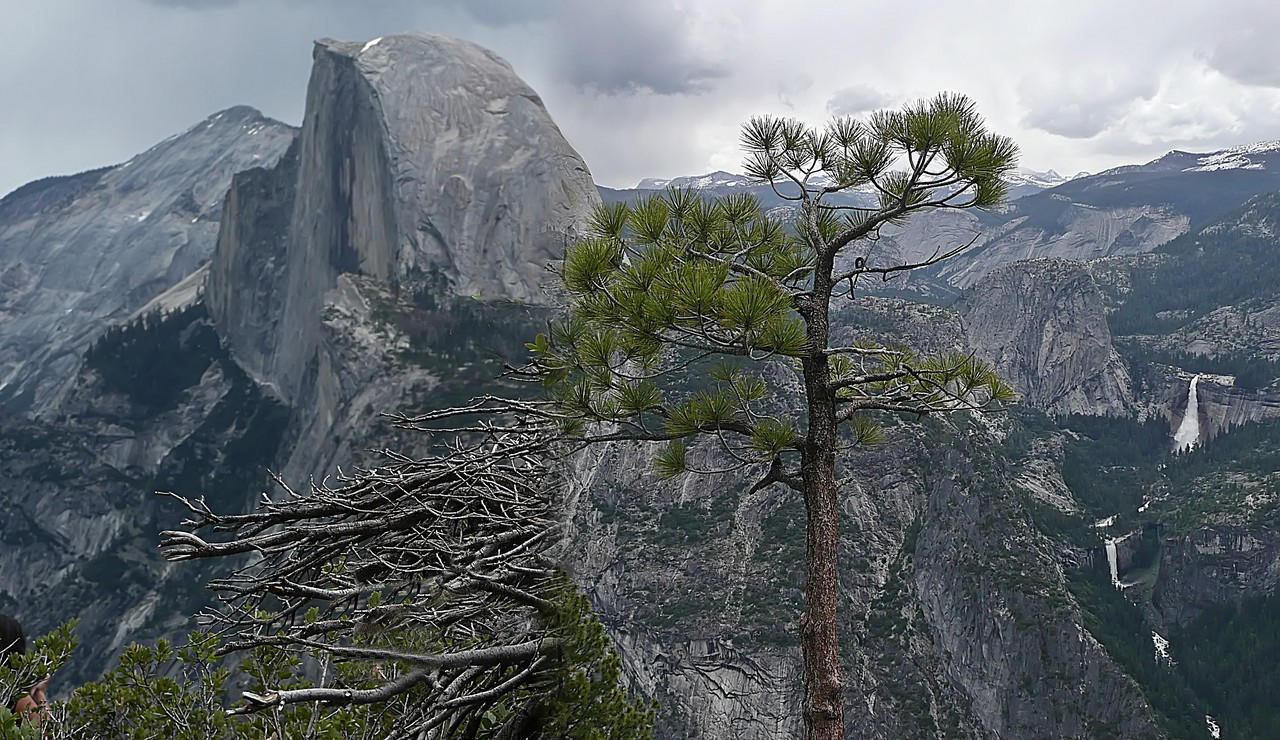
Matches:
[[1206, 27, 1280, 88], [6, 1, 1280, 196], [1019, 70, 1160, 140], [826, 85, 898, 117]]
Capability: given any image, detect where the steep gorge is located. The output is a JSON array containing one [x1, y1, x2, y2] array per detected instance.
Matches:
[[3, 30, 1280, 739]]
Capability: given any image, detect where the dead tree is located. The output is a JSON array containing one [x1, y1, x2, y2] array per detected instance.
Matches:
[[159, 423, 570, 739]]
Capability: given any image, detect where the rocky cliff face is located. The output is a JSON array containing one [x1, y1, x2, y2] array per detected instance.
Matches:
[[940, 204, 1190, 290], [0, 303, 289, 683], [958, 260, 1133, 416], [907, 442, 1162, 740], [565, 414, 1164, 739], [561, 294, 1161, 738], [1155, 527, 1280, 628], [208, 33, 597, 410], [0, 107, 294, 414], [1, 33, 595, 685], [1195, 382, 1280, 440]]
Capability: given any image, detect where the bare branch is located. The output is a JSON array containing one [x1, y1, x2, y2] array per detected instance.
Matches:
[[156, 423, 577, 735]]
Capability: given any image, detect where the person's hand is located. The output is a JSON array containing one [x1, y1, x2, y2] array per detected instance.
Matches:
[[13, 675, 49, 723], [28, 675, 49, 706]]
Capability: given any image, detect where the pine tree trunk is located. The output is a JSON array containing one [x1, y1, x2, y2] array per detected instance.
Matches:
[[799, 237, 844, 739], [800, 388, 843, 739]]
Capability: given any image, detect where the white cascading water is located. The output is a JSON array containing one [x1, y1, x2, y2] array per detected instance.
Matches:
[[1173, 375, 1202, 452], [1105, 538, 1121, 588], [1152, 631, 1173, 664]]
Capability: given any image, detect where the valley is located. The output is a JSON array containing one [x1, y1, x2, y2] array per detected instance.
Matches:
[[1, 30, 1279, 740]]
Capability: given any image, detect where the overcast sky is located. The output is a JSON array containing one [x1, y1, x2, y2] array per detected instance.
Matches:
[[4, 0, 1280, 196]]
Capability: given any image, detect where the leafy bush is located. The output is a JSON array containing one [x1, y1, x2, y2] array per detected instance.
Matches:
[[0, 587, 654, 739]]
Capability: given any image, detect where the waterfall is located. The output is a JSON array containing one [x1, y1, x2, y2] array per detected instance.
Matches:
[[1205, 715, 1221, 739], [1173, 374, 1201, 452], [1152, 631, 1173, 664], [1105, 538, 1120, 588]]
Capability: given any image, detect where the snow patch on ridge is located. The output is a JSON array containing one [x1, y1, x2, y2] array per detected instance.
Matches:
[[637, 166, 1083, 192], [636, 170, 753, 190], [1183, 140, 1280, 172]]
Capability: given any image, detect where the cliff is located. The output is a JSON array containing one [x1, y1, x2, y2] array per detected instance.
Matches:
[[564, 415, 1164, 739], [1155, 527, 1280, 627], [0, 304, 289, 683], [940, 204, 1189, 289], [7, 28, 1280, 736], [1196, 382, 1280, 440], [208, 34, 597, 408], [0, 107, 294, 414], [958, 260, 1133, 416], [0, 33, 595, 685]]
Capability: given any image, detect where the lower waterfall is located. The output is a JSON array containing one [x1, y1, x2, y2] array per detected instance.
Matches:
[[1105, 538, 1120, 588], [1173, 374, 1202, 452]]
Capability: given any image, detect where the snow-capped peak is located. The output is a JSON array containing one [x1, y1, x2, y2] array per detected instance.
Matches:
[[636, 170, 754, 190], [1005, 168, 1085, 188], [1182, 140, 1280, 172]]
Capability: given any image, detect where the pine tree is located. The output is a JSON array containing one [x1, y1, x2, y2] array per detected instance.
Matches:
[[527, 93, 1018, 739]]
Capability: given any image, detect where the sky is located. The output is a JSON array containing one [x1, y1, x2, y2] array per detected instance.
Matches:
[[4, 0, 1280, 197]]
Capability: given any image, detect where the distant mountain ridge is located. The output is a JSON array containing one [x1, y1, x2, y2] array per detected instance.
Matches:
[[630, 166, 1087, 200]]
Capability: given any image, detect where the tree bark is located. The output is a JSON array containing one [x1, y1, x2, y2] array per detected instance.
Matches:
[[798, 239, 844, 740]]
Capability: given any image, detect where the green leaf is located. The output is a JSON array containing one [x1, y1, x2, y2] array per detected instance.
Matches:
[[662, 262, 728, 317], [848, 415, 887, 446], [716, 192, 762, 226], [616, 380, 662, 415], [690, 390, 737, 426], [654, 439, 688, 479], [731, 373, 767, 402], [719, 275, 790, 332], [663, 390, 736, 435], [749, 417, 799, 455], [588, 201, 630, 240], [707, 361, 741, 383], [562, 238, 621, 293], [754, 315, 807, 356], [630, 195, 671, 244]]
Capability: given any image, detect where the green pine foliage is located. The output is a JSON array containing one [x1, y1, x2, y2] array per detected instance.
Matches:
[[1066, 569, 1209, 738], [0, 621, 76, 734], [529, 98, 1017, 464], [1178, 592, 1280, 738], [1119, 343, 1280, 391], [1058, 414, 1169, 515], [536, 586, 656, 739], [0, 581, 653, 739]]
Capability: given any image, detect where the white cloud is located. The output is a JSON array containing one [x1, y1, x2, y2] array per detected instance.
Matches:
[[826, 85, 897, 117], [1019, 68, 1159, 139], [6, 0, 1280, 194]]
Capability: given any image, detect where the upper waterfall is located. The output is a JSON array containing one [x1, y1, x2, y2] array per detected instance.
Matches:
[[1173, 374, 1201, 451]]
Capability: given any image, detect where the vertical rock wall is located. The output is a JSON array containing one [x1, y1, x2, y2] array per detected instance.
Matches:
[[959, 260, 1134, 416], [206, 34, 599, 415]]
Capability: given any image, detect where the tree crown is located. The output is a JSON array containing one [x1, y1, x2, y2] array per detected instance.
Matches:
[[527, 93, 1016, 482]]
